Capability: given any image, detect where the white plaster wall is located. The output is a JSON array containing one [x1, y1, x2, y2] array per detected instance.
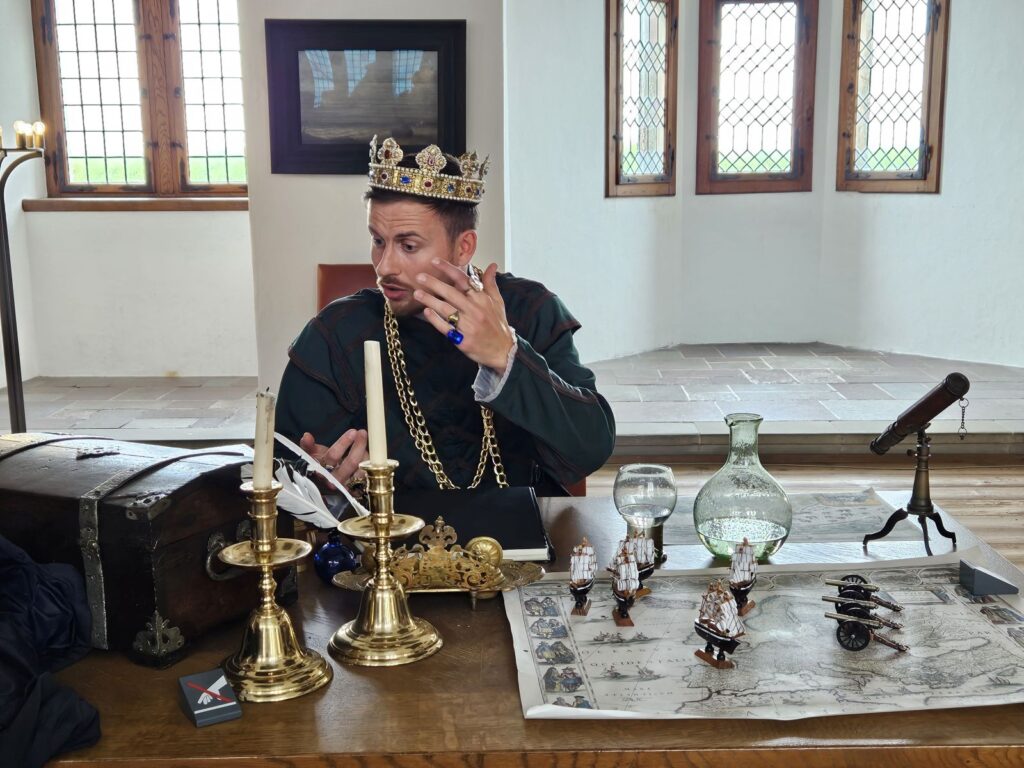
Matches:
[[2, 0, 257, 379], [241, 0, 506, 389], [0, 0, 45, 381], [818, 0, 1024, 367], [505, 0, 828, 364], [25, 212, 257, 376]]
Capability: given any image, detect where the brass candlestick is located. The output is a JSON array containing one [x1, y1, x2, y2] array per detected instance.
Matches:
[[329, 459, 443, 666], [219, 481, 333, 701]]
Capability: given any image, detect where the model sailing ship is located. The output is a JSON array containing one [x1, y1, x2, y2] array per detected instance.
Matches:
[[729, 537, 757, 616], [568, 537, 597, 616], [609, 544, 640, 627], [632, 531, 656, 597], [694, 580, 744, 669]]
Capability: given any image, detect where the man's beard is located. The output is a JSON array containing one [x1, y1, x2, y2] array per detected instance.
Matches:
[[388, 296, 424, 318], [376, 277, 422, 318]]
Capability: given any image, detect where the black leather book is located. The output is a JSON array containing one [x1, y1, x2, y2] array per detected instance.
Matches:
[[392, 486, 552, 561]]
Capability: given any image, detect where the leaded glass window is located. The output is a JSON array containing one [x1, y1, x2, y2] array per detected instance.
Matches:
[[837, 0, 949, 192], [53, 0, 147, 186], [717, 2, 797, 174], [32, 0, 247, 200], [179, 0, 246, 185], [606, 0, 678, 197], [696, 0, 818, 194]]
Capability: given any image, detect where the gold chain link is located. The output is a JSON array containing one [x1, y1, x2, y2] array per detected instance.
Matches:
[[383, 303, 508, 489]]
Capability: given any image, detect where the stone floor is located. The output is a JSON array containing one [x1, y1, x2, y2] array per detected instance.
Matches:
[[593, 342, 1024, 455], [0, 376, 258, 443], [2, 343, 1022, 453]]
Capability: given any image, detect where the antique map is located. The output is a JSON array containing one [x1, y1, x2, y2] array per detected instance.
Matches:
[[506, 555, 1024, 719]]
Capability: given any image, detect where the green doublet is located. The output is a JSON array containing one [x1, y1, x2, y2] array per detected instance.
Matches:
[[276, 273, 616, 492]]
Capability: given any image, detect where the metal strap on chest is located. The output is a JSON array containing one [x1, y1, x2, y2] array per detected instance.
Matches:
[[78, 448, 247, 649], [0, 433, 119, 463]]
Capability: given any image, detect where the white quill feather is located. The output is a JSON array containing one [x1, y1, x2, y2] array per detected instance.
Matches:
[[273, 432, 371, 517], [272, 461, 341, 529]]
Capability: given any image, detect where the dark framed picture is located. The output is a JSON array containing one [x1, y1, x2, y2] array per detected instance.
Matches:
[[265, 20, 466, 175]]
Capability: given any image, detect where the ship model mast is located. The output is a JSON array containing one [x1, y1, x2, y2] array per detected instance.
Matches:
[[729, 537, 757, 616], [609, 544, 640, 627], [568, 537, 597, 616], [631, 531, 656, 597]]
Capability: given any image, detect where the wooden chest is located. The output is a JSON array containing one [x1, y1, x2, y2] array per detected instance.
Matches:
[[0, 433, 294, 667]]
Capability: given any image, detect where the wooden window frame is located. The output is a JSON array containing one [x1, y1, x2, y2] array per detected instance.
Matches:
[[696, 0, 818, 195], [30, 0, 247, 201], [836, 0, 949, 193], [605, 0, 679, 198]]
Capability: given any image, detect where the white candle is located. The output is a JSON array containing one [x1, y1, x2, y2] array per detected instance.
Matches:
[[13, 121, 28, 149], [253, 390, 276, 488], [364, 340, 388, 465]]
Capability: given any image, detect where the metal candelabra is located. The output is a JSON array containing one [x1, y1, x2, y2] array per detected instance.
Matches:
[[0, 147, 43, 433], [329, 459, 443, 666], [218, 480, 333, 701]]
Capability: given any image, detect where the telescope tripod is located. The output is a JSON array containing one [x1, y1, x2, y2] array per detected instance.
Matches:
[[862, 426, 956, 556]]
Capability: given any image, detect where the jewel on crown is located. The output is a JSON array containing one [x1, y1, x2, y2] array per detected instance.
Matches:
[[415, 144, 447, 174], [368, 135, 488, 203], [375, 137, 403, 166]]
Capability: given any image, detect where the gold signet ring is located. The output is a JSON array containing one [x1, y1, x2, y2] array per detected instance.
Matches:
[[446, 310, 460, 327]]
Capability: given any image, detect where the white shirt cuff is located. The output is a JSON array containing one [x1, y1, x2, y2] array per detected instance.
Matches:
[[473, 330, 518, 403]]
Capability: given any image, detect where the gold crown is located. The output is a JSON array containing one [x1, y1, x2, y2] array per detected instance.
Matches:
[[368, 135, 488, 204]]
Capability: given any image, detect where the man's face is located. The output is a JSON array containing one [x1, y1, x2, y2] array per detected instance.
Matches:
[[369, 198, 466, 317]]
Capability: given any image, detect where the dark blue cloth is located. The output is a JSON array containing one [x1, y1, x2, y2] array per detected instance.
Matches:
[[0, 535, 100, 768]]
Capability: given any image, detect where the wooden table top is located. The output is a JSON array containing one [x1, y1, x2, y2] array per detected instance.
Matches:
[[54, 493, 1024, 767]]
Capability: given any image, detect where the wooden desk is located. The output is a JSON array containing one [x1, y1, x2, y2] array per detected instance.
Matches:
[[54, 494, 1024, 767]]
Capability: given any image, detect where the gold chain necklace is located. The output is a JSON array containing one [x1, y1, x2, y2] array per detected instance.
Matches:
[[383, 303, 508, 489]]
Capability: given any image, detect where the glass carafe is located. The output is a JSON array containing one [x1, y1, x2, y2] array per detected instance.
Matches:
[[693, 413, 792, 559]]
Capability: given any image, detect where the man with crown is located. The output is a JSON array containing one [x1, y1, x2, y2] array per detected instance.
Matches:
[[274, 136, 615, 495]]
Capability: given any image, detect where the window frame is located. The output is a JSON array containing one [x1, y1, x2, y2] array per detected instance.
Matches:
[[605, 0, 679, 198], [695, 0, 818, 195], [835, 0, 949, 193], [30, 0, 247, 200]]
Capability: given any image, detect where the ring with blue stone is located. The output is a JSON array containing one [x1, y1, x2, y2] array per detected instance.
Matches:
[[447, 328, 464, 345]]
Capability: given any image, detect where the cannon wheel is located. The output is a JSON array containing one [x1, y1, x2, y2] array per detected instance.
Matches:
[[841, 574, 869, 585], [836, 620, 871, 651]]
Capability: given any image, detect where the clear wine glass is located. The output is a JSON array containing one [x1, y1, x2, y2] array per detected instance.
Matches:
[[613, 464, 677, 563]]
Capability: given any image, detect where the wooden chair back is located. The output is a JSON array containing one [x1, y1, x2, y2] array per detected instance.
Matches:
[[316, 263, 378, 311]]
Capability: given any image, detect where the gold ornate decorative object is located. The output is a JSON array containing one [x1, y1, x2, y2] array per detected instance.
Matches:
[[384, 301, 508, 489], [333, 516, 545, 609], [394, 517, 506, 592], [329, 460, 443, 666], [368, 135, 489, 203], [219, 481, 333, 702]]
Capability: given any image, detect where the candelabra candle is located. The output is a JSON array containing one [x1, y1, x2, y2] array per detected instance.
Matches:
[[31, 122, 45, 149], [13, 122, 28, 149]]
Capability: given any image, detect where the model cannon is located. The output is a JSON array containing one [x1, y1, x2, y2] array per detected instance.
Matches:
[[825, 575, 904, 612], [822, 574, 908, 653], [823, 612, 909, 652], [821, 595, 903, 631]]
